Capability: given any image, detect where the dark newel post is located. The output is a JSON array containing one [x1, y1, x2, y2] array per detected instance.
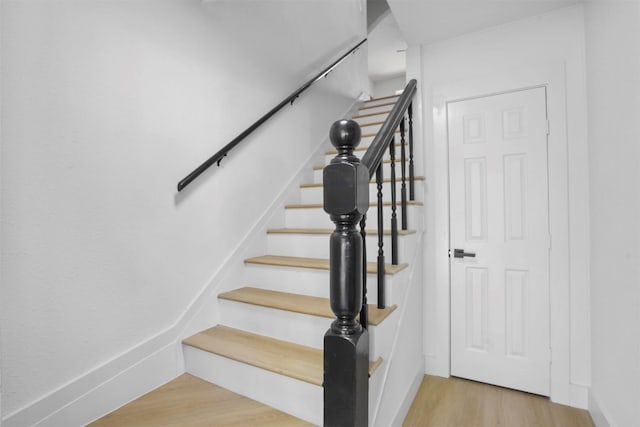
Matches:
[[323, 119, 370, 427], [400, 118, 408, 230], [408, 103, 415, 201], [389, 137, 399, 265], [376, 164, 386, 309], [359, 215, 368, 330]]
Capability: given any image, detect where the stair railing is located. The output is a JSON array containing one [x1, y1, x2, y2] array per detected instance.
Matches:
[[176, 38, 367, 192], [322, 79, 417, 427]]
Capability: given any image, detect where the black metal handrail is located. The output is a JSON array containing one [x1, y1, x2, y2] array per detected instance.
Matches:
[[361, 79, 417, 176], [176, 38, 367, 192]]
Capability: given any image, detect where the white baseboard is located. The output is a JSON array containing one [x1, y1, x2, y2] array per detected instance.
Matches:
[[390, 369, 424, 427], [589, 390, 613, 427], [4, 342, 181, 427], [569, 383, 589, 410], [1, 100, 361, 427], [424, 354, 449, 378], [39, 344, 181, 427]]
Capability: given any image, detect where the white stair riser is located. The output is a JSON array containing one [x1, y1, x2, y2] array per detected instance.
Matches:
[[323, 136, 403, 158], [301, 180, 424, 204], [369, 308, 400, 367], [267, 232, 417, 264], [362, 97, 399, 108], [322, 152, 409, 167], [183, 345, 322, 425], [357, 104, 395, 115], [354, 112, 390, 125], [219, 299, 328, 350], [359, 122, 383, 135], [359, 132, 402, 146], [218, 299, 392, 360], [285, 205, 424, 231], [243, 263, 408, 306], [184, 344, 389, 426]]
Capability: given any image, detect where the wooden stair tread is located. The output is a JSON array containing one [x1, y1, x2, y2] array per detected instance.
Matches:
[[313, 158, 406, 170], [352, 110, 392, 119], [244, 255, 408, 275], [359, 101, 396, 111], [267, 228, 416, 236], [359, 121, 385, 127], [364, 94, 400, 103], [220, 287, 397, 326], [88, 374, 311, 426], [183, 326, 382, 386], [285, 200, 424, 209], [325, 139, 403, 155], [301, 176, 425, 187], [362, 129, 401, 138]]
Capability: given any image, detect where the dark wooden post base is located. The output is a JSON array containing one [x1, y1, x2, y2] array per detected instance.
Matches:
[[323, 328, 369, 427]]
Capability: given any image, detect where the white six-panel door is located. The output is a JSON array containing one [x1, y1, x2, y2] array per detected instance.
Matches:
[[448, 87, 551, 396]]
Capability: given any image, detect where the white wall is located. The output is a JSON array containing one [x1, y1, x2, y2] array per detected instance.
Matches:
[[0, 0, 366, 423], [371, 74, 406, 98], [371, 237, 424, 427], [0, 2, 3, 423], [584, 2, 640, 426], [405, 5, 590, 407]]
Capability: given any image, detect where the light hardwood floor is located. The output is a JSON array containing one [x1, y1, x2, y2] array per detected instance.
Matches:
[[90, 373, 595, 426], [88, 374, 311, 426], [403, 375, 595, 427]]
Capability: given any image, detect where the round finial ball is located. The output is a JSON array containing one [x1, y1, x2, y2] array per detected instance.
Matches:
[[329, 119, 361, 150]]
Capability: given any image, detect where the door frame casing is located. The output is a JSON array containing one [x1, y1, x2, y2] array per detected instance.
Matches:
[[430, 63, 572, 405]]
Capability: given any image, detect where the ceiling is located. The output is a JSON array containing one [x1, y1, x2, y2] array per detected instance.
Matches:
[[367, 0, 584, 80], [387, 0, 583, 45]]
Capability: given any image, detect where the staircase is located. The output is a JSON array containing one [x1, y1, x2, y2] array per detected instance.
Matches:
[[180, 94, 424, 426], [93, 93, 424, 426]]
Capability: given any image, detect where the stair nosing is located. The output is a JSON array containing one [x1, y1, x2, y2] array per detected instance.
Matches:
[[325, 139, 404, 155], [244, 255, 408, 275], [314, 158, 406, 170], [359, 101, 396, 111], [219, 286, 397, 326], [362, 129, 401, 139], [301, 176, 425, 187], [183, 325, 382, 386], [363, 94, 400, 103], [266, 228, 416, 236], [352, 110, 392, 119], [183, 325, 322, 385], [285, 201, 423, 209], [359, 121, 385, 128]]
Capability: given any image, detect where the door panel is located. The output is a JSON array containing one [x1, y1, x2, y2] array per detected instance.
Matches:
[[448, 87, 550, 396]]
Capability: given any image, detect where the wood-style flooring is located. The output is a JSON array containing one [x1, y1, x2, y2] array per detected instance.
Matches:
[[403, 375, 595, 427], [90, 373, 595, 426], [88, 374, 310, 426]]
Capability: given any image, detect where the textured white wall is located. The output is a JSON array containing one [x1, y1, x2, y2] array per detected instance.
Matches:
[[372, 74, 406, 98], [0, 0, 366, 419], [405, 5, 590, 406], [585, 2, 640, 426]]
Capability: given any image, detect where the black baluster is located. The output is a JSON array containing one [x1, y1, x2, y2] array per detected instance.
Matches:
[[323, 119, 369, 427], [359, 214, 368, 330], [408, 103, 415, 201], [400, 117, 408, 230], [376, 164, 385, 309], [389, 137, 399, 265]]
